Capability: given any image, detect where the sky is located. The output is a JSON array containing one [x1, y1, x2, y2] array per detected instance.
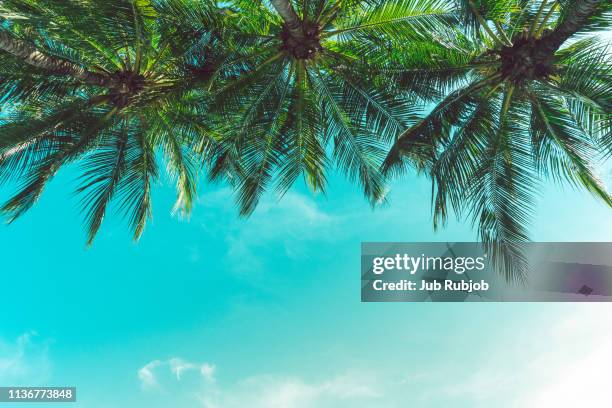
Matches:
[[1, 158, 612, 407]]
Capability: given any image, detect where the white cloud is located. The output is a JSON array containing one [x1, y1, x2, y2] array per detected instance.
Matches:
[[136, 306, 612, 408], [523, 347, 612, 407], [198, 372, 381, 408], [427, 305, 612, 408], [170, 358, 198, 380], [138, 360, 162, 389], [256, 192, 332, 225], [0, 331, 51, 384], [200, 364, 216, 382], [200, 189, 335, 239], [198, 188, 331, 223], [138, 358, 216, 390], [196, 189, 339, 277], [512, 305, 612, 407], [138, 358, 381, 408]]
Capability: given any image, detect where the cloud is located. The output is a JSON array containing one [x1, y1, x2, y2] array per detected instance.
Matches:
[[198, 372, 381, 408], [138, 358, 216, 390], [423, 305, 612, 408], [252, 374, 376, 406], [196, 189, 339, 278], [0, 331, 51, 384], [512, 305, 612, 407], [138, 360, 162, 389], [256, 192, 332, 225], [136, 305, 612, 408], [200, 189, 335, 240], [138, 357, 382, 408], [199, 188, 331, 222], [200, 364, 216, 382], [170, 358, 215, 382], [169, 358, 198, 380]]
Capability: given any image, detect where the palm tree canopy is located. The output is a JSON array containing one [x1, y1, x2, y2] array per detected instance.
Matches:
[[383, 0, 612, 281], [0, 0, 229, 244], [207, 0, 459, 215], [0, 0, 461, 239], [0, 0, 609, 265]]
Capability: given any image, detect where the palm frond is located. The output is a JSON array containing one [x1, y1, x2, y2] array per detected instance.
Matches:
[[383, 74, 499, 175], [466, 89, 536, 282], [311, 67, 387, 203], [529, 91, 611, 206], [328, 0, 458, 45], [76, 121, 129, 244]]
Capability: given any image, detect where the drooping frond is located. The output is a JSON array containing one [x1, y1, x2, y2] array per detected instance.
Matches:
[[465, 88, 536, 282], [529, 90, 611, 206], [275, 60, 327, 196], [114, 119, 159, 241], [310, 68, 388, 203], [383, 74, 499, 175], [77, 121, 130, 244]]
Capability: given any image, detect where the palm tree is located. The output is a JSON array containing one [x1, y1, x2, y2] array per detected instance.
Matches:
[[0, 0, 227, 244], [383, 0, 612, 280], [207, 0, 458, 214]]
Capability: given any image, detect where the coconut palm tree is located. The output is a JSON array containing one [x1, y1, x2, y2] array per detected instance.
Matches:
[[0, 0, 228, 243], [383, 0, 612, 280], [208, 0, 458, 214]]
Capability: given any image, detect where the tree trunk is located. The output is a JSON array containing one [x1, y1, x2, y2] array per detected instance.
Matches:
[[0, 32, 108, 86], [270, 0, 304, 38], [539, 0, 602, 53]]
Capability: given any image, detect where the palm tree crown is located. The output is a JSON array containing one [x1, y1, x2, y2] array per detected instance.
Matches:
[[0, 0, 226, 243], [383, 0, 611, 280], [208, 0, 457, 214]]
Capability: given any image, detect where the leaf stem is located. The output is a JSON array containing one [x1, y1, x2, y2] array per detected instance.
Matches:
[[132, 0, 143, 73], [535, 1, 559, 37], [500, 85, 515, 118], [529, 0, 548, 37], [468, 1, 505, 47], [494, 21, 513, 46], [319, 1, 342, 27]]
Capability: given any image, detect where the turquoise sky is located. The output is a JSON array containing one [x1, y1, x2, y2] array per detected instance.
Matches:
[[1, 159, 611, 407]]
